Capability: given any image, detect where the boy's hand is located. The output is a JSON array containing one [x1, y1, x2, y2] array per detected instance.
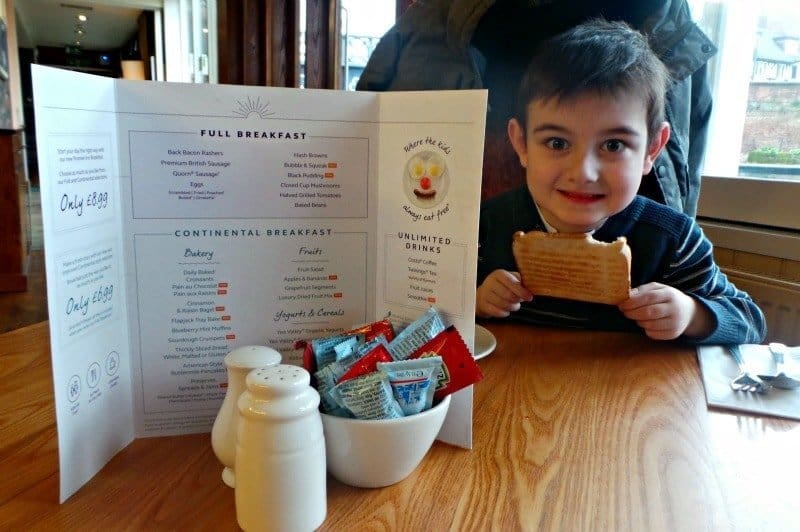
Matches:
[[618, 282, 713, 340], [476, 270, 534, 318]]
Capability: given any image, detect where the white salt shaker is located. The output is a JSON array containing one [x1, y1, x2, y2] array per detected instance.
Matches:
[[211, 345, 282, 487], [235, 364, 326, 532]]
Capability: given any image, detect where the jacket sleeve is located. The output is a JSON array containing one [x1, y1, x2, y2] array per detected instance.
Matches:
[[645, 1, 717, 217], [656, 60, 713, 218], [685, 62, 713, 217], [664, 220, 767, 344]]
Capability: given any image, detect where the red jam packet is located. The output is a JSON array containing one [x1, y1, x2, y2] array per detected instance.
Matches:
[[409, 325, 484, 399], [300, 340, 315, 374], [336, 343, 393, 384], [344, 319, 395, 343]]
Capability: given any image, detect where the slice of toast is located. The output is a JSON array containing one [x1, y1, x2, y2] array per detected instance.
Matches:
[[512, 231, 632, 305]]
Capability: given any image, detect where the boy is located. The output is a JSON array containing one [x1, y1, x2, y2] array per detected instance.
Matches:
[[476, 19, 766, 344]]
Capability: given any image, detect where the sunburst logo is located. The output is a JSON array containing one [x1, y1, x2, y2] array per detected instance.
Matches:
[[233, 96, 275, 119]]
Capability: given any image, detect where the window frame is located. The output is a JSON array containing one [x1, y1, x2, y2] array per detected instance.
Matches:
[[692, 1, 800, 242], [697, 176, 800, 231]]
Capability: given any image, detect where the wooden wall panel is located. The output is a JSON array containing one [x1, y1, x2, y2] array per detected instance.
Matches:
[[217, 0, 243, 84], [269, 0, 299, 87], [0, 131, 28, 292], [217, 0, 299, 87], [304, 0, 339, 89], [217, 0, 409, 88]]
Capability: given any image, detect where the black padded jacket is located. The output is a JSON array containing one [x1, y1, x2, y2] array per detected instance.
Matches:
[[357, 0, 717, 217]]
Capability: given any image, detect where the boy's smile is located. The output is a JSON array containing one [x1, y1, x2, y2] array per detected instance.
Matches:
[[508, 93, 670, 233]]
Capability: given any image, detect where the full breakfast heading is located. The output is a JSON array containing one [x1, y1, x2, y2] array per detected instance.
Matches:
[[199, 128, 308, 139]]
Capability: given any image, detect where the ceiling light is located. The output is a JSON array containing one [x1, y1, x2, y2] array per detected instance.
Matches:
[[78, 14, 87, 22]]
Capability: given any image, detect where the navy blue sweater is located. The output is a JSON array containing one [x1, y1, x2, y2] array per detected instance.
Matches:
[[478, 186, 766, 344]]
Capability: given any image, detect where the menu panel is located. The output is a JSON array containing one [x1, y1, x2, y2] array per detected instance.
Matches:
[[46, 134, 114, 231], [54, 242, 120, 341], [132, 229, 368, 418], [129, 131, 370, 219], [383, 232, 468, 312], [33, 67, 135, 502]]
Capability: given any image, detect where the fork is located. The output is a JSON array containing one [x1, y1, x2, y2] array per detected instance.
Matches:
[[729, 344, 767, 394]]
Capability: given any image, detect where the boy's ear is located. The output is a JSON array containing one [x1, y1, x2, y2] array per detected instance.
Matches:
[[507, 118, 529, 168], [643, 121, 671, 174]]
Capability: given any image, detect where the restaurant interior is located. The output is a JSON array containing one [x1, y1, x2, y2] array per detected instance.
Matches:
[[1, 1, 800, 530]]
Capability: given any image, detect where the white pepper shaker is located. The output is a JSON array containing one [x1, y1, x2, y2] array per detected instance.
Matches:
[[235, 364, 326, 532], [211, 345, 282, 487]]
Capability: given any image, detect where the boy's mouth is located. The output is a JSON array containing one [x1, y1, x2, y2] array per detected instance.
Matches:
[[559, 190, 604, 203]]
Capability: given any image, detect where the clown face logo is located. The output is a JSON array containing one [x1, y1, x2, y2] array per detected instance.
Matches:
[[403, 151, 449, 208]]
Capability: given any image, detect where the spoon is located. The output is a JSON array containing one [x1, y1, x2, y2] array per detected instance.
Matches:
[[759, 342, 800, 390]]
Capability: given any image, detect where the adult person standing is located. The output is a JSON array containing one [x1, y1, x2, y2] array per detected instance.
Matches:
[[357, 0, 716, 217]]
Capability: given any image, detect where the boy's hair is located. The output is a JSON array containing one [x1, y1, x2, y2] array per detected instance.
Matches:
[[515, 18, 671, 140]]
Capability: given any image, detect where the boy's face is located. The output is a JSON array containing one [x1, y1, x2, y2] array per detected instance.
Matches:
[[508, 92, 670, 233]]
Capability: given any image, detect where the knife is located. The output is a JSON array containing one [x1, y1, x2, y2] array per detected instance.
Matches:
[[757, 343, 800, 389]]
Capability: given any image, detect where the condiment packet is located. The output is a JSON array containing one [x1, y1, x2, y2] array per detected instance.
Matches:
[[314, 361, 351, 415], [387, 306, 446, 360], [377, 356, 443, 415], [334, 336, 359, 360], [314, 335, 389, 414], [330, 371, 404, 420], [409, 326, 484, 400], [310, 334, 361, 370]]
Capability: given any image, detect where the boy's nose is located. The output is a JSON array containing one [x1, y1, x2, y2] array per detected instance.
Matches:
[[567, 151, 600, 182]]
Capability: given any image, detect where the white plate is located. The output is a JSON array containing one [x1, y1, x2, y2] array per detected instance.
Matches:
[[474, 324, 497, 360]]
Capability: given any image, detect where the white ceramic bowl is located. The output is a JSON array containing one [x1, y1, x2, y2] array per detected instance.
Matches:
[[320, 394, 451, 488]]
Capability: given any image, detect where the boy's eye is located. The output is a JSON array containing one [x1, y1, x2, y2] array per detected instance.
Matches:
[[602, 139, 626, 152], [545, 137, 569, 150]]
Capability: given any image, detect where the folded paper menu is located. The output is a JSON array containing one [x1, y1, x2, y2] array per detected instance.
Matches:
[[696, 344, 800, 420], [32, 66, 487, 501]]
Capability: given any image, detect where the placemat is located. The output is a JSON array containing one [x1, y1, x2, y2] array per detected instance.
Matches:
[[696, 344, 800, 421]]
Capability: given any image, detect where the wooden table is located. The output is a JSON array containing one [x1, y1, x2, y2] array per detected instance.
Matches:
[[2, 321, 799, 530]]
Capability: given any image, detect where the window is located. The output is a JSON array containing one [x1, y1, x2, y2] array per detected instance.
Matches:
[[163, 0, 217, 83], [340, 1, 395, 90], [691, 1, 800, 232]]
